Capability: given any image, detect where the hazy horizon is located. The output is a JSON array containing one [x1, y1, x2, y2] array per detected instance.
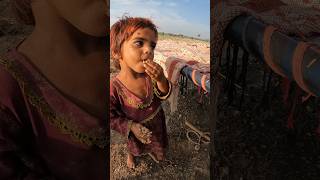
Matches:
[[110, 0, 210, 40]]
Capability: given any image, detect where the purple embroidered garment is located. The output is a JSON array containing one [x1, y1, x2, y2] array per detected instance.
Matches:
[[110, 75, 168, 157], [0, 48, 107, 180]]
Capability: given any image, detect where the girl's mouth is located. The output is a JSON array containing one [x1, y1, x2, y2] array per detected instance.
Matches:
[[141, 60, 147, 69], [142, 59, 148, 64]]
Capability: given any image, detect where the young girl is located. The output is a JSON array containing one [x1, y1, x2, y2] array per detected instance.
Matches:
[[0, 0, 108, 179], [110, 17, 172, 169]]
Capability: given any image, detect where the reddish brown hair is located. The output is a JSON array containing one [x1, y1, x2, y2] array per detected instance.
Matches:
[[10, 0, 35, 25], [110, 16, 158, 69]]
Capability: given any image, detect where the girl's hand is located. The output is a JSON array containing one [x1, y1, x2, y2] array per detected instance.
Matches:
[[143, 60, 166, 83], [130, 122, 152, 144]]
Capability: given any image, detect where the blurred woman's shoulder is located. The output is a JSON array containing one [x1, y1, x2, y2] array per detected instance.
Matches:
[[0, 50, 23, 101]]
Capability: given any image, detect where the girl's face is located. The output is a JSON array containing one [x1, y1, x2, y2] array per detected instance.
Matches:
[[119, 28, 157, 74], [47, 0, 108, 37]]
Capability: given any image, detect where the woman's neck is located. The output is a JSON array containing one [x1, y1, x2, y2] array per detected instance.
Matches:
[[18, 1, 106, 64], [15, 1, 107, 119]]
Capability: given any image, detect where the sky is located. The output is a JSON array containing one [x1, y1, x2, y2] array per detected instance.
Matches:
[[110, 0, 210, 40]]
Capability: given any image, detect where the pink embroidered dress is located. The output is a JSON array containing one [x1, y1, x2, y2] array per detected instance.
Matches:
[[0, 47, 107, 180], [110, 74, 171, 157]]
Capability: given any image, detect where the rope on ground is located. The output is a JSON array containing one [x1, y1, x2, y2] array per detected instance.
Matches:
[[185, 120, 210, 151]]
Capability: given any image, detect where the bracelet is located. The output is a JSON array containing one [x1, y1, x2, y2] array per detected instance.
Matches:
[[153, 80, 172, 100]]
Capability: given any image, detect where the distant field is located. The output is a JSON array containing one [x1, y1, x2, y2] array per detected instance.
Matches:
[[158, 32, 209, 43], [155, 33, 210, 64]]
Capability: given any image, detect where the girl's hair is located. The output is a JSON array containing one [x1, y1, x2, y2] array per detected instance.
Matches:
[[110, 16, 158, 69], [10, 0, 35, 25]]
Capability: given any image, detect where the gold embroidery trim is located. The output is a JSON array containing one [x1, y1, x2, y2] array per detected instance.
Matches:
[[0, 56, 107, 149], [115, 79, 154, 110], [140, 106, 161, 124], [127, 120, 133, 138]]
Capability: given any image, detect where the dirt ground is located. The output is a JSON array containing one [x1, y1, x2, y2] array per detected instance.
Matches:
[[0, 1, 33, 54], [110, 92, 211, 180], [213, 43, 320, 180]]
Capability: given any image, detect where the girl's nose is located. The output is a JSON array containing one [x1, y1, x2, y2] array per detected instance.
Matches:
[[143, 46, 152, 54], [142, 47, 154, 60]]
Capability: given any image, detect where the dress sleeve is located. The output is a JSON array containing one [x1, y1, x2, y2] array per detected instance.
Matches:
[[109, 82, 132, 138], [0, 105, 55, 180]]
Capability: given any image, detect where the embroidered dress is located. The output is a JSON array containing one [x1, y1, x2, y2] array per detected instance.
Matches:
[[110, 75, 171, 157], [0, 48, 107, 180]]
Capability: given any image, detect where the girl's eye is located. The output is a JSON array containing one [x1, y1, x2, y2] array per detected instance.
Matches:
[[134, 41, 143, 47], [151, 44, 156, 49]]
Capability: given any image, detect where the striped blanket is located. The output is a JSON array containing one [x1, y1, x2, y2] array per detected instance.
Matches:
[[212, 0, 320, 60], [154, 40, 210, 113], [212, 0, 320, 131]]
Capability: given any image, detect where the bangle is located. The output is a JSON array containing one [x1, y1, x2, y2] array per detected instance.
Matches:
[[153, 80, 172, 100]]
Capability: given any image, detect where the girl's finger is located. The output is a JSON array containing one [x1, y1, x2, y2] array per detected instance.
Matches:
[[145, 69, 152, 76], [141, 127, 149, 133], [149, 67, 161, 78], [148, 61, 163, 72], [145, 69, 155, 79], [144, 62, 155, 73], [144, 137, 151, 144], [146, 60, 159, 66], [140, 136, 148, 144], [152, 68, 161, 76], [148, 64, 159, 70], [140, 126, 151, 133], [144, 132, 152, 139], [142, 130, 152, 137], [145, 136, 151, 143], [146, 61, 157, 69], [145, 61, 160, 71], [145, 132, 152, 138], [145, 63, 163, 78], [142, 127, 151, 134], [144, 64, 152, 72]]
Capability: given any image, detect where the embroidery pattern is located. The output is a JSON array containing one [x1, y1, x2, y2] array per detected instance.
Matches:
[[0, 56, 107, 149], [115, 79, 154, 110]]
